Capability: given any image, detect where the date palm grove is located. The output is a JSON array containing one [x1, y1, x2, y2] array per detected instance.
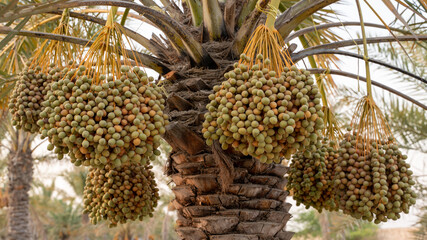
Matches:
[[0, 0, 426, 239]]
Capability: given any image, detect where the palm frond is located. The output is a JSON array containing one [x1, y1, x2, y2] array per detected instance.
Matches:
[[371, 41, 427, 99], [60, 168, 88, 197], [383, 95, 427, 153], [0, 72, 17, 109]]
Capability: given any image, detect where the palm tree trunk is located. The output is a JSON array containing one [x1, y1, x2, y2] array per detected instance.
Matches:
[[163, 57, 294, 239], [166, 147, 294, 239], [7, 130, 34, 240], [82, 213, 90, 240]]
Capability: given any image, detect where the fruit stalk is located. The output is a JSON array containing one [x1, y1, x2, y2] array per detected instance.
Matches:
[[106, 7, 118, 28], [265, 0, 281, 30], [355, 0, 373, 99]]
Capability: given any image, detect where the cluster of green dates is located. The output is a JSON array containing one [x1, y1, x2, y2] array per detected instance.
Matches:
[[9, 62, 55, 133], [287, 132, 417, 223], [334, 132, 416, 223], [37, 65, 169, 169], [203, 54, 324, 164], [288, 139, 339, 212], [9, 62, 166, 227], [83, 163, 159, 227]]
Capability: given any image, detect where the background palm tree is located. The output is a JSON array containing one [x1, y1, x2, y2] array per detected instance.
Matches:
[[29, 180, 84, 240], [0, 0, 426, 239], [3, 114, 36, 239], [292, 209, 379, 240]]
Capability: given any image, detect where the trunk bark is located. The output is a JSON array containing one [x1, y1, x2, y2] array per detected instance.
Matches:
[[7, 130, 34, 240], [163, 51, 294, 239], [166, 148, 294, 240]]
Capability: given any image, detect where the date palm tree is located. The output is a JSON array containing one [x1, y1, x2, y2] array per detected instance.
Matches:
[[0, 112, 36, 239], [0, 0, 426, 239]]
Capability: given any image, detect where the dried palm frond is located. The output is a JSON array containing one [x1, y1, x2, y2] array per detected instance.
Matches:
[[0, 73, 17, 109], [301, 16, 342, 94], [299, 34, 342, 143], [0, 8, 86, 75]]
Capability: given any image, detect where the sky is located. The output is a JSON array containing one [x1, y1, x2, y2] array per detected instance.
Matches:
[[25, 0, 427, 233]]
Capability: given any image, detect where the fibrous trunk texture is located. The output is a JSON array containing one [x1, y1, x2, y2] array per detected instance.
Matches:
[[7, 132, 33, 240], [167, 150, 294, 240], [164, 42, 294, 239]]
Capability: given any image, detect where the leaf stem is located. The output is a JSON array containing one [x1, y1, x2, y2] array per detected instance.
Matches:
[[59, 8, 70, 24], [355, 0, 373, 99], [186, 0, 203, 26], [307, 68, 427, 110], [120, 8, 130, 26], [265, 0, 280, 29], [106, 7, 118, 27]]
